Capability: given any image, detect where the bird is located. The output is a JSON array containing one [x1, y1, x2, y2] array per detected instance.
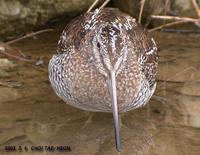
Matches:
[[48, 7, 158, 152]]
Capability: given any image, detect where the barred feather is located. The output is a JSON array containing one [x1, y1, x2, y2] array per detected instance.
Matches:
[[49, 8, 158, 113]]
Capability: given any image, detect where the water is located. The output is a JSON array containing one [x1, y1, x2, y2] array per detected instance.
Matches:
[[0, 28, 200, 155]]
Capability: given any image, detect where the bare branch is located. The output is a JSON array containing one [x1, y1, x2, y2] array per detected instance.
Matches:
[[149, 21, 189, 32], [151, 15, 200, 23], [0, 49, 34, 62], [99, 0, 110, 9], [191, 0, 200, 17], [5, 29, 53, 45], [0, 29, 52, 62], [87, 0, 100, 13], [138, 0, 146, 23], [87, 0, 110, 13]]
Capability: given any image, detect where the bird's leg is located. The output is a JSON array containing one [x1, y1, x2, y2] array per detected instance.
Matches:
[[146, 103, 150, 118], [109, 70, 121, 152], [81, 113, 94, 129], [119, 113, 129, 129], [152, 95, 169, 104]]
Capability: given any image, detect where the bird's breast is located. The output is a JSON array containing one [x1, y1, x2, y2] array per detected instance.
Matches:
[[56, 50, 148, 113]]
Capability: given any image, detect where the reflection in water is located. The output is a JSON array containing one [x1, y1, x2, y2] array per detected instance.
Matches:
[[0, 29, 200, 155]]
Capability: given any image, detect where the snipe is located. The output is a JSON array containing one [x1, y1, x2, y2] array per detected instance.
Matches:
[[49, 8, 158, 152]]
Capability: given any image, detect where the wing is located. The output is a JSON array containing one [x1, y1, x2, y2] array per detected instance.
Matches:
[[128, 24, 158, 89]]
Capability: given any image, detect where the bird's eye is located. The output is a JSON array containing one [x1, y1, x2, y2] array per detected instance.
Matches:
[[97, 42, 101, 48]]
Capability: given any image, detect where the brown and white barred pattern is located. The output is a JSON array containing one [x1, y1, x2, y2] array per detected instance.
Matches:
[[49, 8, 158, 113]]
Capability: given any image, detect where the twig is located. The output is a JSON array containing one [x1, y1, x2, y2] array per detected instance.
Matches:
[[99, 0, 110, 9], [138, 0, 146, 24], [87, 0, 110, 13], [160, 29, 200, 33], [151, 15, 200, 30], [191, 0, 200, 17], [0, 29, 52, 62], [5, 29, 53, 45], [149, 20, 189, 32], [150, 1, 200, 32], [18, 49, 27, 58], [164, 0, 171, 15], [151, 15, 200, 23], [0, 48, 34, 62], [87, 0, 99, 13]]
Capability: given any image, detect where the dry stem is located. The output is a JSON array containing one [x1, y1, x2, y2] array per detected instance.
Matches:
[[149, 20, 189, 32], [150, 15, 200, 31], [6, 29, 53, 45], [191, 0, 200, 17], [0, 28, 53, 62], [99, 0, 110, 9], [151, 15, 200, 23], [0, 49, 34, 62], [87, 0, 110, 13], [87, 0, 99, 13], [138, 0, 146, 23]]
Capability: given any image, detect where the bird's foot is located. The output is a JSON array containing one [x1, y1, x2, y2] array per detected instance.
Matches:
[[81, 113, 94, 129], [119, 114, 129, 129]]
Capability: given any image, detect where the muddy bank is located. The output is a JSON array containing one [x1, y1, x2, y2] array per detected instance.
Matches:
[[0, 0, 197, 40]]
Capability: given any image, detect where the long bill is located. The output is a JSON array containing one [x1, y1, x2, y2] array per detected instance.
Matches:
[[109, 70, 121, 152]]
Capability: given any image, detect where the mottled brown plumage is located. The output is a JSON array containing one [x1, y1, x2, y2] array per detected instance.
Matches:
[[49, 8, 158, 151]]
